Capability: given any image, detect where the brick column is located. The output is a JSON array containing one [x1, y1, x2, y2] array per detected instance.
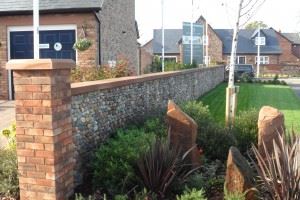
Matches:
[[6, 59, 75, 200]]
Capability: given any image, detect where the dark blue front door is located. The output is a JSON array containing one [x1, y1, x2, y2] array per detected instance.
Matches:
[[10, 30, 76, 60]]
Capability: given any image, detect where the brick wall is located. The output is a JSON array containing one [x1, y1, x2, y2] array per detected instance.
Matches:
[[222, 54, 280, 65], [99, 0, 139, 74], [140, 40, 153, 74], [71, 66, 225, 184], [0, 13, 99, 100], [196, 17, 223, 63], [275, 31, 299, 63]]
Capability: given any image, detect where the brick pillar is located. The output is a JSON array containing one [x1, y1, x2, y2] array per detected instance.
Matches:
[[6, 59, 75, 200]]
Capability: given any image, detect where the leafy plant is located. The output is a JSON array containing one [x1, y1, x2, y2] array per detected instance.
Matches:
[[2, 123, 16, 149], [176, 188, 207, 200], [71, 57, 132, 82], [224, 188, 246, 200], [239, 73, 253, 83], [0, 147, 19, 199], [73, 38, 92, 51], [75, 193, 95, 200], [92, 128, 155, 195], [233, 109, 258, 154], [251, 132, 300, 200], [181, 101, 237, 161], [143, 117, 167, 138], [136, 139, 198, 199]]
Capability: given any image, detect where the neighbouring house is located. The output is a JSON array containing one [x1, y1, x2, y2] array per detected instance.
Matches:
[[215, 28, 282, 66], [279, 32, 300, 60], [140, 15, 299, 74], [0, 0, 139, 100]]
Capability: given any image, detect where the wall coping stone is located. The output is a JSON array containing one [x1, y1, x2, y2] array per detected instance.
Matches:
[[71, 66, 225, 96], [6, 59, 75, 70]]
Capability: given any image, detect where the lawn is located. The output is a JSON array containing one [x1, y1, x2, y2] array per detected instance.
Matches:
[[200, 83, 300, 131]]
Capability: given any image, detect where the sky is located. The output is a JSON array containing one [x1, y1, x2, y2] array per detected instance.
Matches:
[[136, 0, 300, 45]]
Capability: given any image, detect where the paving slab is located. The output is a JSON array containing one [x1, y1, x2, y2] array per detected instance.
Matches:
[[0, 100, 15, 148]]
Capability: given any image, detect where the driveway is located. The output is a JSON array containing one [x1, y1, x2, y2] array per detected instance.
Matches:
[[0, 100, 15, 148], [281, 78, 300, 98]]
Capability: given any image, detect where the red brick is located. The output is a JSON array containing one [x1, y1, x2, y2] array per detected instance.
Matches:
[[35, 136, 54, 144], [27, 157, 45, 165], [14, 78, 32, 85], [27, 171, 46, 179], [17, 135, 34, 142], [42, 100, 52, 107], [33, 107, 52, 115], [24, 114, 43, 121], [25, 142, 44, 150], [17, 142, 25, 149], [45, 158, 55, 165], [35, 150, 54, 158], [42, 85, 51, 92], [31, 77, 52, 85], [17, 121, 34, 128], [15, 92, 33, 100], [33, 92, 51, 100], [17, 149, 34, 157], [15, 85, 42, 92], [36, 165, 55, 173], [16, 106, 33, 114], [18, 156, 26, 163], [34, 121, 53, 129], [23, 100, 42, 107], [43, 115, 53, 122], [20, 190, 37, 199], [26, 129, 44, 136], [27, 185, 55, 193], [16, 128, 25, 135], [16, 114, 24, 121]]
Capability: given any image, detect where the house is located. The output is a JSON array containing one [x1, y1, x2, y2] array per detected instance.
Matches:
[[140, 15, 299, 74], [215, 28, 282, 65], [279, 32, 300, 60], [0, 0, 139, 100]]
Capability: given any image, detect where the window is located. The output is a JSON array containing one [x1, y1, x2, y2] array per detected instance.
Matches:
[[227, 56, 246, 64], [255, 36, 266, 46], [255, 56, 269, 64], [159, 56, 177, 63]]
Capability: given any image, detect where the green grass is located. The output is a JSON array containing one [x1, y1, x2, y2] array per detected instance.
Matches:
[[199, 83, 300, 131]]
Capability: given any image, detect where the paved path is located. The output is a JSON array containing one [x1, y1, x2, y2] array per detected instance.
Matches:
[[0, 100, 15, 148], [282, 78, 300, 98]]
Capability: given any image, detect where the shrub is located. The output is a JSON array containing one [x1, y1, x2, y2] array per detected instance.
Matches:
[[136, 139, 198, 199], [0, 147, 19, 199], [176, 188, 207, 200], [143, 117, 167, 138], [239, 73, 253, 83], [92, 128, 155, 195], [183, 159, 225, 198], [71, 57, 132, 82], [251, 132, 300, 200], [75, 193, 95, 200], [181, 101, 237, 161], [233, 109, 258, 155]]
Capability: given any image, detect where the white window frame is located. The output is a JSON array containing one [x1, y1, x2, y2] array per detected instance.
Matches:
[[7, 24, 77, 100], [255, 56, 269, 64], [227, 56, 247, 64], [159, 56, 178, 63]]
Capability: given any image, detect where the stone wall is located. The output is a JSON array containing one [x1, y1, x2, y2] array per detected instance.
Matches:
[[99, 0, 139, 74], [71, 66, 225, 184]]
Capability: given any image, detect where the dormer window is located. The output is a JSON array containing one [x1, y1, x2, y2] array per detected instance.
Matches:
[[255, 36, 266, 46]]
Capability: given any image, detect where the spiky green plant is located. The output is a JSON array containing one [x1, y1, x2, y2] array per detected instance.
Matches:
[[136, 139, 199, 199], [251, 132, 300, 200]]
